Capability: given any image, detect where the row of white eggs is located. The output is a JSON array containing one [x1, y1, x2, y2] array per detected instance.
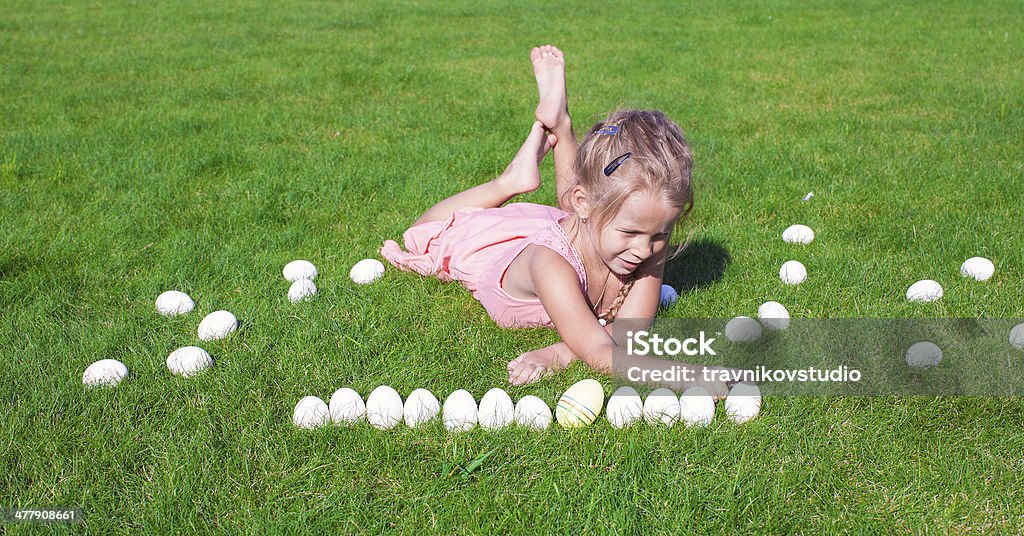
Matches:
[[748, 226, 1006, 372], [782, 263, 993, 300], [294, 386, 554, 431], [903, 324, 1024, 368], [687, 223, 1007, 372], [904, 258, 996, 303], [155, 258, 385, 319], [610, 383, 761, 427], [282, 259, 319, 303], [155, 290, 239, 340], [778, 223, 815, 285], [723, 301, 792, 343], [86, 259, 383, 387], [292, 379, 763, 431], [776, 225, 995, 300], [82, 346, 217, 386], [694, 226, 807, 347], [285, 258, 388, 289], [281, 258, 390, 287], [723, 313, 1024, 370]]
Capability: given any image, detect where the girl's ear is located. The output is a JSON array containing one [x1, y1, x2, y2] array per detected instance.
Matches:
[[570, 185, 591, 220]]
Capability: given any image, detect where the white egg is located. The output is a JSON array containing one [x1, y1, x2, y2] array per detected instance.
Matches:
[[197, 310, 238, 341], [606, 386, 643, 428], [659, 285, 679, 308], [82, 359, 128, 387], [1011, 323, 1024, 351], [293, 396, 329, 429], [757, 301, 790, 331], [288, 279, 317, 303], [513, 395, 552, 430], [403, 388, 440, 428], [678, 386, 716, 427], [155, 290, 194, 316], [960, 257, 994, 282], [725, 316, 763, 343], [350, 259, 385, 284], [478, 388, 514, 430], [782, 224, 815, 245], [166, 346, 213, 377], [555, 379, 605, 428], [779, 260, 807, 285], [283, 260, 318, 282], [906, 280, 943, 303], [443, 389, 478, 432], [643, 388, 679, 426], [328, 387, 365, 425], [365, 385, 403, 430], [905, 341, 942, 369], [724, 382, 762, 424]]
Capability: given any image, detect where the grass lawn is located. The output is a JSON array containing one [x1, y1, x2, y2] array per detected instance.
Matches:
[[2, 0, 1023, 532]]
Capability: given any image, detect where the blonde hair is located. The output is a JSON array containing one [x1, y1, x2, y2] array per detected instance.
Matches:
[[559, 110, 694, 323]]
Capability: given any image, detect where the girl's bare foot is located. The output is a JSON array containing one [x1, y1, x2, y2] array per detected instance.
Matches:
[[530, 45, 571, 134], [497, 121, 557, 197]]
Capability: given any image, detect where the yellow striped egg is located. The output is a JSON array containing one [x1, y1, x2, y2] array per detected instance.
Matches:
[[555, 379, 605, 428]]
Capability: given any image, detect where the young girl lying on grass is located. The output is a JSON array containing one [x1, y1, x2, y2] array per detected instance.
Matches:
[[382, 46, 732, 397]]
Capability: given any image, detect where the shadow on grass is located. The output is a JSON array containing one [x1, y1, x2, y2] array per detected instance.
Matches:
[[0, 253, 37, 280], [663, 238, 730, 292]]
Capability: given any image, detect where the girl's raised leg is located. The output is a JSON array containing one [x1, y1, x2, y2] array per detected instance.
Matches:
[[531, 45, 577, 211], [412, 121, 556, 226]]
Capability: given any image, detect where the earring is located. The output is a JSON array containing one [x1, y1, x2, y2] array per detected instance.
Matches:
[[581, 215, 588, 224]]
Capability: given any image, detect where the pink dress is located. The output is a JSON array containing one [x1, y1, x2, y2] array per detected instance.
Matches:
[[380, 202, 619, 328]]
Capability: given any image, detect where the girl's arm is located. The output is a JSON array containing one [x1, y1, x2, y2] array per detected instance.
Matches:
[[529, 245, 671, 371], [530, 248, 618, 372], [513, 248, 736, 398], [507, 247, 669, 384]]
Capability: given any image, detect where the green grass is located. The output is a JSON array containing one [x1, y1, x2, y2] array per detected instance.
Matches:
[[2, 0, 1024, 532]]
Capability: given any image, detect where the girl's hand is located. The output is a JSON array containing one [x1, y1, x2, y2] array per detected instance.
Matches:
[[507, 343, 576, 386]]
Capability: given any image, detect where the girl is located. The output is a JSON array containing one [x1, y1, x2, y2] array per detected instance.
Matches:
[[381, 46, 728, 396]]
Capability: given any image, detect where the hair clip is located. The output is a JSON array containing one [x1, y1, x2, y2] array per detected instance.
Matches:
[[603, 152, 632, 176], [597, 125, 619, 135]]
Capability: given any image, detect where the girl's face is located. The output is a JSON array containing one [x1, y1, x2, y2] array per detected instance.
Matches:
[[591, 193, 681, 276]]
